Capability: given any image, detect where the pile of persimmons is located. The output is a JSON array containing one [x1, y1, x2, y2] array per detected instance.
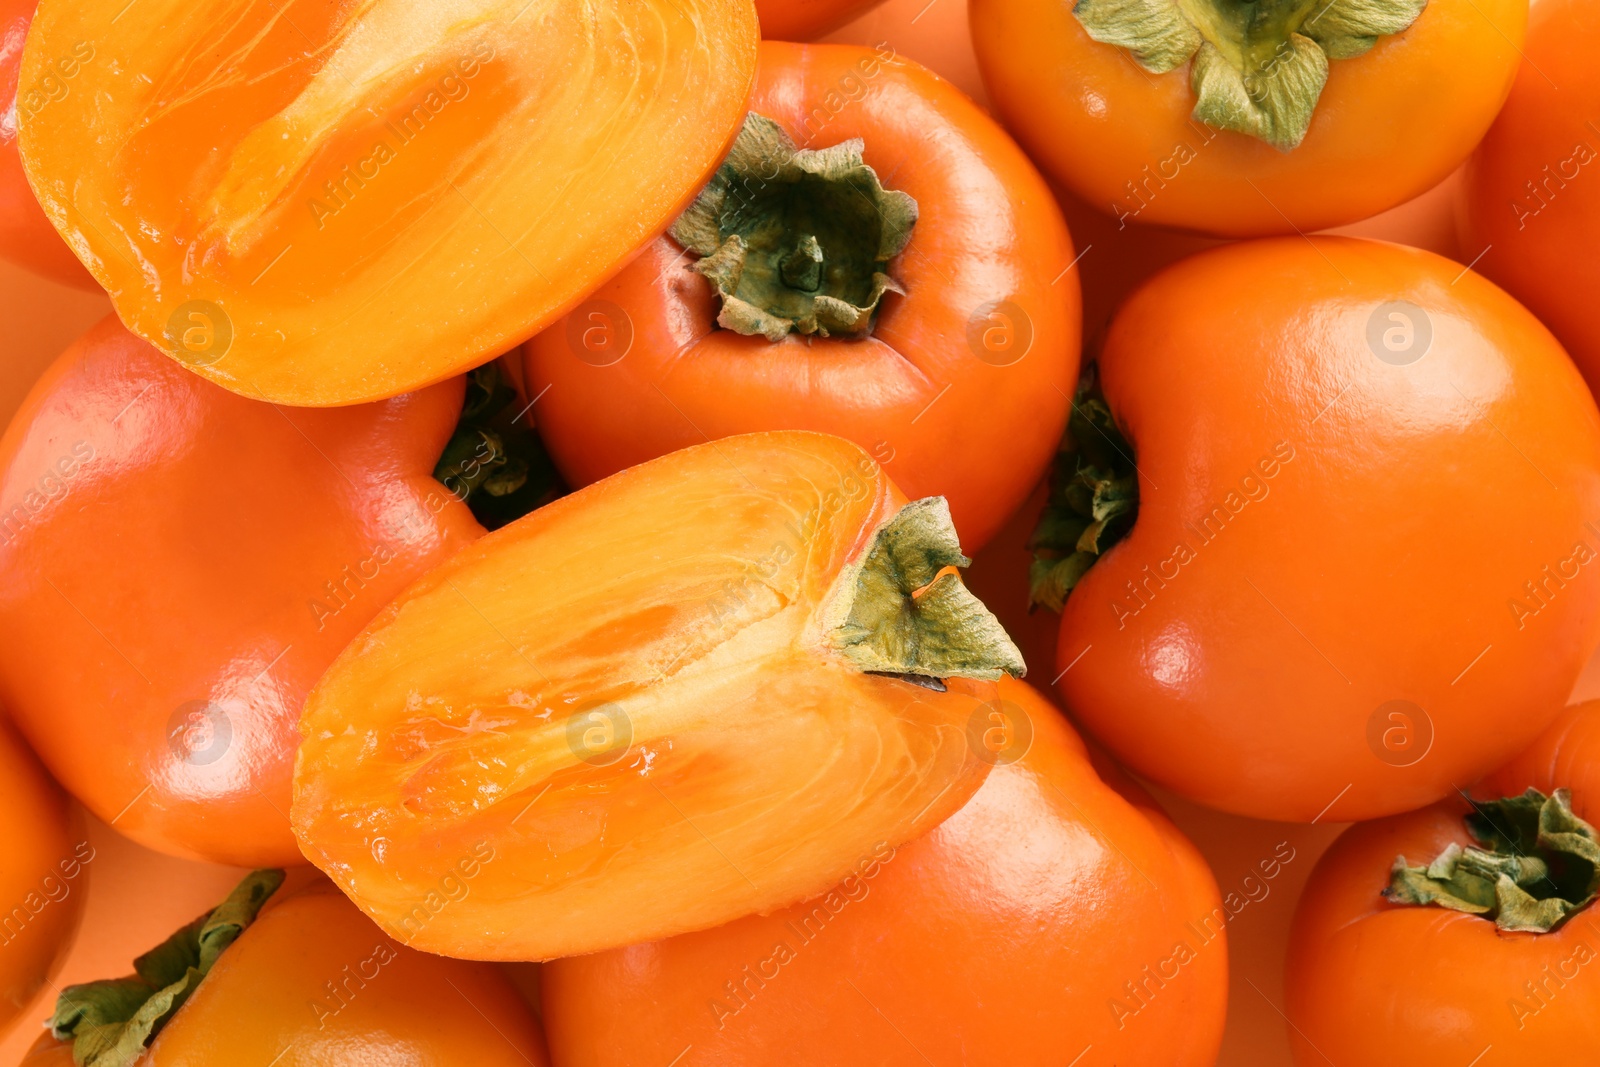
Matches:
[[2, 0, 1599, 1061]]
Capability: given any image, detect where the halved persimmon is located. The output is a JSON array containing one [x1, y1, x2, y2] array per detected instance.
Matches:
[[16, 0, 758, 405], [292, 431, 1023, 960]]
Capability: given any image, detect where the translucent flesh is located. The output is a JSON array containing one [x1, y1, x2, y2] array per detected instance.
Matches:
[[18, 0, 756, 404], [292, 433, 994, 960]]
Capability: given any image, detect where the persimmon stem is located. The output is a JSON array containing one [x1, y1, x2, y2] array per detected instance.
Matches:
[[826, 497, 1026, 681], [433, 363, 564, 530], [1385, 789, 1600, 933], [1028, 364, 1139, 613], [1073, 0, 1428, 149], [49, 870, 284, 1067], [669, 113, 917, 341]]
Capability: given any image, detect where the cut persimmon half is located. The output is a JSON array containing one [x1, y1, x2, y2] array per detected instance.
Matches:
[[292, 431, 1024, 960], [16, 0, 758, 405]]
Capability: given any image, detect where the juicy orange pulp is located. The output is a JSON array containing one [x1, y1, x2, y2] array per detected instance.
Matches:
[[293, 432, 1005, 960], [18, 0, 757, 405]]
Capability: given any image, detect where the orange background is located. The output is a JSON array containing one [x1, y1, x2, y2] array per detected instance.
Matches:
[[0, 0, 1589, 1063]]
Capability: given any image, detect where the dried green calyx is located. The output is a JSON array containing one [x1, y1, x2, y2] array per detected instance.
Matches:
[[434, 363, 564, 530], [50, 870, 284, 1067], [670, 113, 918, 341], [1028, 365, 1138, 613], [1073, 0, 1428, 149], [1386, 789, 1600, 933], [827, 497, 1025, 684]]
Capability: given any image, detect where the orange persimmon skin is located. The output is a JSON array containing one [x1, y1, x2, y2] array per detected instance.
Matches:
[[969, 0, 1524, 236], [757, 0, 885, 39], [294, 432, 1001, 961], [1461, 0, 1600, 400], [1057, 237, 1600, 823], [524, 42, 1080, 553], [0, 717, 86, 1040], [0, 0, 92, 288], [1286, 700, 1600, 1063], [24, 882, 550, 1066], [17, 0, 757, 406], [542, 678, 1227, 1067], [0, 316, 481, 866]]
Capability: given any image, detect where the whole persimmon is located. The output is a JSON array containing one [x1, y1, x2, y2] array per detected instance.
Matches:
[[1460, 0, 1600, 400], [17, 0, 757, 405], [1033, 237, 1600, 823], [0, 317, 483, 866], [31, 873, 549, 1067], [0, 0, 92, 288], [1287, 700, 1600, 1062], [0, 715, 87, 1040], [525, 42, 1079, 553], [542, 678, 1228, 1067], [293, 431, 1023, 960], [969, 0, 1524, 235]]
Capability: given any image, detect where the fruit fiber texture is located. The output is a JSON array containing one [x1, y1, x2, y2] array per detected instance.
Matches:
[[525, 41, 1080, 554], [1287, 700, 1600, 1063], [17, 0, 758, 404], [294, 431, 1017, 960], [1056, 236, 1600, 823], [0, 316, 481, 866], [544, 678, 1229, 1067]]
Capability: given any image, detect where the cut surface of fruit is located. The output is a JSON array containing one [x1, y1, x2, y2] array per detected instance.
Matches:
[[292, 431, 1019, 960], [17, 0, 758, 405]]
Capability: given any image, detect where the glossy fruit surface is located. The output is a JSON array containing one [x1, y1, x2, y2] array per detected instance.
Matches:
[[29, 879, 550, 1066], [17, 0, 758, 405], [969, 0, 1524, 236], [543, 677, 1228, 1067], [1286, 700, 1600, 1063], [525, 42, 1078, 554], [0, 716, 87, 1039], [294, 431, 1020, 960], [756, 0, 885, 39], [0, 0, 92, 288], [1055, 236, 1600, 823], [1461, 0, 1600, 399], [0, 316, 480, 865]]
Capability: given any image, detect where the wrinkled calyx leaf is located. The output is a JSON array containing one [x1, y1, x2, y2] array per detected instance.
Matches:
[[1073, 0, 1427, 149], [670, 113, 917, 341], [1028, 365, 1138, 613], [829, 497, 1025, 681], [51, 870, 284, 1067], [434, 363, 564, 530], [1386, 789, 1600, 933]]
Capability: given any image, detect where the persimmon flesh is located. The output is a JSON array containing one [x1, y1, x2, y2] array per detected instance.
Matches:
[[293, 431, 1022, 960], [17, 0, 757, 405]]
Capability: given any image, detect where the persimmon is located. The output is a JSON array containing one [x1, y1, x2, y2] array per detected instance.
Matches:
[[1287, 700, 1600, 1062], [0, 316, 483, 866], [969, 0, 1524, 236], [0, 716, 88, 1039], [524, 42, 1079, 553], [1460, 0, 1600, 400], [16, 0, 757, 406], [757, 0, 885, 39], [293, 431, 1023, 960], [542, 677, 1228, 1067], [0, 0, 92, 288], [32, 872, 549, 1067], [1034, 237, 1600, 823]]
